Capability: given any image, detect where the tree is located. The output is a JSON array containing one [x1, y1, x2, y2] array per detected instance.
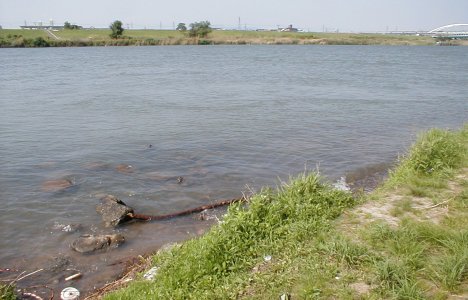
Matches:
[[64, 21, 81, 30], [110, 20, 124, 38], [176, 23, 187, 31], [188, 21, 212, 38]]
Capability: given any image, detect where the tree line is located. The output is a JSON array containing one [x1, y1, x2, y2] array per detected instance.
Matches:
[[108, 20, 212, 39]]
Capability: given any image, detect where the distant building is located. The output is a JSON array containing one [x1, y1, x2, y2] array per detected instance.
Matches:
[[21, 25, 65, 30], [20, 20, 82, 30], [280, 25, 298, 32]]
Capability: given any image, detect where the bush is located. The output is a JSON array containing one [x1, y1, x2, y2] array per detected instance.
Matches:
[[188, 21, 212, 38], [32, 37, 50, 47]]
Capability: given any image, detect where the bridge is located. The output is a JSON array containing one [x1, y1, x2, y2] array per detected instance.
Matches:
[[428, 24, 468, 39]]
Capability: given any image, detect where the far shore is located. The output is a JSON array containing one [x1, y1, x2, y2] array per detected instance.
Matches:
[[1, 28, 467, 47]]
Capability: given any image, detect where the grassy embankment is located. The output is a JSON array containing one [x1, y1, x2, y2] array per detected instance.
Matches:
[[92, 124, 467, 299], [1, 28, 457, 47]]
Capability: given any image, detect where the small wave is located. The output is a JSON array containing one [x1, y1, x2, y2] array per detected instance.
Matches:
[[333, 176, 350, 191]]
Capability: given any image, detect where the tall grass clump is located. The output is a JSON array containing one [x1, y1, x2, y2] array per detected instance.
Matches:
[[0, 284, 16, 300], [388, 126, 467, 187], [106, 173, 355, 299]]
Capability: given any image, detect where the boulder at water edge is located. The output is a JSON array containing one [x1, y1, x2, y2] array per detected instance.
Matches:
[[71, 234, 125, 253], [96, 195, 134, 227]]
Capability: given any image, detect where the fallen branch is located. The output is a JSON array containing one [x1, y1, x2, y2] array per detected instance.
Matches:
[[12, 269, 43, 284], [129, 197, 247, 221], [421, 199, 451, 210]]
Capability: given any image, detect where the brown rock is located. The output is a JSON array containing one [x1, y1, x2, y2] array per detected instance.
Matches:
[[116, 164, 134, 174], [41, 179, 73, 192], [71, 234, 125, 253]]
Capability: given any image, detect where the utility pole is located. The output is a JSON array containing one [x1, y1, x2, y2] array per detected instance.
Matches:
[[238, 17, 241, 30]]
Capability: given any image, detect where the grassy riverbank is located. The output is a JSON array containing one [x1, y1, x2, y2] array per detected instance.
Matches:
[[94, 125, 467, 299], [1, 28, 462, 47]]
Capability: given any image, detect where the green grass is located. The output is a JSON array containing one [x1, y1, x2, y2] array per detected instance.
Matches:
[[0, 28, 439, 47], [0, 284, 16, 300], [101, 125, 467, 299], [388, 126, 467, 186], [106, 173, 356, 299]]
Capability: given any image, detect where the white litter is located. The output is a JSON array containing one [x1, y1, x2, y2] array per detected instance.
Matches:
[[143, 266, 159, 280], [61, 287, 80, 300]]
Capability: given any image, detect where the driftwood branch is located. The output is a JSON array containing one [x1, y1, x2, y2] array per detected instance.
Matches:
[[421, 199, 451, 210], [129, 197, 246, 221]]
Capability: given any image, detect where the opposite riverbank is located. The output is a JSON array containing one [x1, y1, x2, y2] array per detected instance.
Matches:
[[76, 124, 467, 299], [1, 29, 467, 47]]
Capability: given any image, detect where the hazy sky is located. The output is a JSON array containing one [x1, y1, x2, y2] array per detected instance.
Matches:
[[1, 0, 467, 32]]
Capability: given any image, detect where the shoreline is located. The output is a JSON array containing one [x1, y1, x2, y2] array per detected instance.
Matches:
[[86, 168, 391, 299], [94, 125, 467, 299], [0, 161, 391, 299], [1, 124, 466, 299], [2, 29, 467, 48]]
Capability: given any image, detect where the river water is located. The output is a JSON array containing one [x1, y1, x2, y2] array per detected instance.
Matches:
[[0, 45, 466, 296]]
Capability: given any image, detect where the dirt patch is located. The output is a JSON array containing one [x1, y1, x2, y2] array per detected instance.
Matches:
[[349, 281, 371, 295], [339, 168, 467, 233]]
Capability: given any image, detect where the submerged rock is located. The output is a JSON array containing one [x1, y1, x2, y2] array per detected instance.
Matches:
[[116, 164, 134, 174], [41, 179, 73, 192], [71, 234, 125, 253], [96, 195, 134, 227]]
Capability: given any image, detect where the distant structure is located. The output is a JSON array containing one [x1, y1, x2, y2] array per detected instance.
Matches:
[[20, 19, 81, 30], [280, 24, 298, 32], [428, 24, 468, 39]]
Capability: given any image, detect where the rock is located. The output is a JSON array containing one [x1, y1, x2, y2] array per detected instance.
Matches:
[[96, 195, 134, 227], [46, 255, 71, 273], [116, 164, 134, 174], [41, 179, 73, 192], [83, 162, 111, 171], [71, 234, 125, 253]]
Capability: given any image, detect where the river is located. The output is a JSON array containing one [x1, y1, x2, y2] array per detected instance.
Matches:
[[0, 45, 466, 296]]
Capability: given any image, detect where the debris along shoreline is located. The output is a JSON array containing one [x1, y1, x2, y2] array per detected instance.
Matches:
[[70, 195, 247, 254], [98, 125, 466, 300], [96, 194, 247, 226], [2, 125, 466, 299], [0, 193, 249, 299]]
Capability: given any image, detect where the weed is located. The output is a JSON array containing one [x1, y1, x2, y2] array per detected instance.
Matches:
[[324, 236, 372, 267], [0, 284, 16, 300], [431, 249, 468, 292]]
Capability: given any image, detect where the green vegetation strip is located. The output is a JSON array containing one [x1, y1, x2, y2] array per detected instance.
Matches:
[[102, 124, 467, 300], [0, 29, 444, 47]]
